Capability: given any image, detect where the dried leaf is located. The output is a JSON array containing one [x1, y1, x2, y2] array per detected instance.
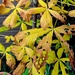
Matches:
[[3, 0, 15, 8], [40, 10, 53, 29], [13, 62, 25, 75], [6, 53, 16, 69]]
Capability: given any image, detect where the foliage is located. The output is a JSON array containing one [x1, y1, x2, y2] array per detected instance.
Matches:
[[0, 0, 75, 75]]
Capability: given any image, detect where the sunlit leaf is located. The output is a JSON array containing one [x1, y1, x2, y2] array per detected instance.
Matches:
[[21, 23, 27, 31], [69, 10, 75, 17], [60, 58, 69, 63]]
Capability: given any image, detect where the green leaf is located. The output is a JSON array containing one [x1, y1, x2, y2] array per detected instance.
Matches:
[[55, 42, 61, 50], [22, 68, 29, 75], [0, 26, 9, 33]]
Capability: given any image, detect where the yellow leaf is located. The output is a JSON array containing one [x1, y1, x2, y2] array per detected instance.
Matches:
[[6, 45, 13, 52], [46, 51, 56, 64], [49, 10, 65, 23], [60, 58, 69, 63], [0, 4, 11, 15], [21, 23, 27, 31], [25, 47, 34, 58], [32, 64, 39, 75], [38, 0, 47, 8], [0, 43, 5, 54], [60, 61, 68, 75], [6, 53, 16, 69], [3, 10, 18, 28], [57, 48, 64, 58], [0, 59, 1, 70], [51, 61, 59, 75], [26, 7, 46, 14], [11, 46, 25, 60], [38, 66, 46, 75], [63, 34, 70, 41], [69, 10, 75, 17], [40, 10, 53, 29], [5, 36, 11, 43]]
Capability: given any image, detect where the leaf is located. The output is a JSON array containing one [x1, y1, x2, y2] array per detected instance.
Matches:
[[0, 43, 5, 54], [0, 26, 10, 33], [63, 34, 70, 41], [11, 46, 25, 60], [3, 10, 18, 28], [3, 0, 15, 8], [16, 0, 28, 7], [21, 23, 27, 31], [25, 47, 34, 58], [49, 10, 65, 23], [60, 61, 68, 75], [6, 53, 16, 69], [38, 0, 47, 8], [40, 10, 53, 29], [57, 48, 64, 58], [0, 4, 11, 15], [13, 62, 25, 75], [32, 64, 39, 75], [60, 58, 69, 63], [22, 68, 29, 75], [46, 51, 56, 64], [51, 61, 59, 75], [69, 10, 75, 17]]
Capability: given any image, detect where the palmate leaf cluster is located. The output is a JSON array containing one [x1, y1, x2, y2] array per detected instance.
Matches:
[[0, 0, 75, 75]]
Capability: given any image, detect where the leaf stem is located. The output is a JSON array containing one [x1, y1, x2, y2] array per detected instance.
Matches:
[[54, 19, 58, 27]]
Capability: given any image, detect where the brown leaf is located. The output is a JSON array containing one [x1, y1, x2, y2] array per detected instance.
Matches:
[[3, 0, 15, 8], [13, 62, 25, 75], [16, 0, 28, 7], [69, 49, 75, 71]]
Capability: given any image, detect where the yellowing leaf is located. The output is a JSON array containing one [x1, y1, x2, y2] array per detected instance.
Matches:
[[6, 45, 13, 52], [40, 10, 53, 29], [21, 23, 27, 31], [60, 61, 68, 75], [69, 10, 75, 17], [0, 43, 5, 54], [6, 53, 16, 69], [38, 0, 47, 8], [11, 46, 25, 60], [46, 51, 56, 64], [49, 10, 65, 23], [16, 0, 28, 7], [60, 58, 69, 63], [32, 64, 39, 75], [0, 4, 11, 15], [13, 62, 25, 75], [3, 10, 18, 28], [5, 36, 11, 43], [57, 48, 64, 58], [25, 47, 34, 58], [51, 61, 59, 75], [24, 1, 31, 8], [63, 34, 70, 41]]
